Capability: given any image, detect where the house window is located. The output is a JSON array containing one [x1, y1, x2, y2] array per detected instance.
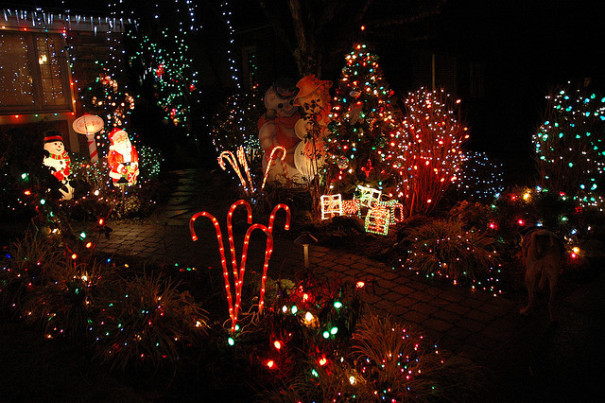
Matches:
[[0, 31, 72, 114]]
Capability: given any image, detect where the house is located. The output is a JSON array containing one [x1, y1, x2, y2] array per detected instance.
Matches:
[[0, 7, 131, 155]]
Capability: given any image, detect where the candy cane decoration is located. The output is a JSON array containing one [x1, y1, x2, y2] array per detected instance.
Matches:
[[190, 200, 290, 332], [237, 146, 255, 193], [261, 145, 287, 190], [190, 211, 235, 327], [263, 203, 290, 313], [219, 151, 249, 192], [86, 134, 99, 163], [236, 224, 273, 318], [267, 203, 291, 234], [227, 200, 253, 284]]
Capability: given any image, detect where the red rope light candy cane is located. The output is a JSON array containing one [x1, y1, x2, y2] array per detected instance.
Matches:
[[237, 224, 273, 317], [267, 203, 291, 233], [261, 145, 287, 190], [219, 150, 249, 193], [190, 211, 237, 332], [236, 146, 255, 193], [263, 203, 290, 313], [227, 200, 253, 285]]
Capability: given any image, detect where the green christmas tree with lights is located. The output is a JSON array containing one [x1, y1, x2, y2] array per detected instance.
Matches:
[[326, 43, 400, 193], [127, 28, 199, 139], [533, 83, 605, 205]]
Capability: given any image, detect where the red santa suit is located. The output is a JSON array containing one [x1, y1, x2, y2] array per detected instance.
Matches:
[[107, 128, 139, 186]]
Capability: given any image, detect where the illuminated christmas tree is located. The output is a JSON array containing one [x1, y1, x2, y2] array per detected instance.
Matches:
[[386, 88, 468, 216], [533, 83, 605, 206], [127, 29, 199, 138], [80, 68, 135, 129], [326, 43, 400, 192]]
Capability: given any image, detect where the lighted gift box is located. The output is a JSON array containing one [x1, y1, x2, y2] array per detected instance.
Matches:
[[365, 205, 391, 235], [320, 194, 343, 220]]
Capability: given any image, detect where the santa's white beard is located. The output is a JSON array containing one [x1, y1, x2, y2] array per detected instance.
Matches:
[[114, 142, 132, 162]]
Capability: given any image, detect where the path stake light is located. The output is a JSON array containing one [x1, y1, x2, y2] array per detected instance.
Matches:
[[294, 231, 318, 270]]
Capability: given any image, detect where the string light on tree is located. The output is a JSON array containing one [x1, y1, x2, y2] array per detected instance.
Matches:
[[326, 43, 400, 190], [385, 88, 468, 216], [533, 82, 605, 207]]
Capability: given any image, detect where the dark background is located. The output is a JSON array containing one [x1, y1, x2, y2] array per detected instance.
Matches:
[[2, 0, 605, 178]]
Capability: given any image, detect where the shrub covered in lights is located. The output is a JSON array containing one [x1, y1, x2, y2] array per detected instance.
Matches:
[[126, 28, 199, 138], [80, 69, 136, 132], [401, 218, 501, 293], [210, 89, 263, 163], [0, 230, 65, 316], [533, 83, 605, 201], [267, 314, 486, 401], [92, 272, 209, 371], [386, 88, 469, 216], [1, 229, 209, 372], [454, 151, 504, 202], [137, 144, 165, 180]]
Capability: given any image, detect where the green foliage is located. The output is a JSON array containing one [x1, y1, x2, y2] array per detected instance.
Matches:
[[351, 315, 486, 401], [404, 218, 499, 282], [448, 200, 493, 231], [268, 314, 487, 401], [0, 230, 64, 314], [93, 272, 209, 371], [137, 144, 165, 180]]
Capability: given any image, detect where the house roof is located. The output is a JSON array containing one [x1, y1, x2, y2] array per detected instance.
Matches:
[[0, 1, 133, 33]]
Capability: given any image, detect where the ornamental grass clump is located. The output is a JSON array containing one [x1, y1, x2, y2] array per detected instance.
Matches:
[[0, 230, 65, 316], [22, 259, 110, 341], [403, 218, 498, 283], [93, 271, 209, 371], [266, 314, 486, 401], [351, 315, 486, 401]]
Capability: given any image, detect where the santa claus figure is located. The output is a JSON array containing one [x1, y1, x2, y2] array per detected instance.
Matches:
[[107, 128, 139, 186], [42, 132, 74, 200]]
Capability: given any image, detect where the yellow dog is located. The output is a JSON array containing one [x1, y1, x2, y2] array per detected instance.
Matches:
[[519, 229, 565, 322]]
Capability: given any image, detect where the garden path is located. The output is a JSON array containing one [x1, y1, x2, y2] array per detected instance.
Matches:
[[94, 169, 521, 362]]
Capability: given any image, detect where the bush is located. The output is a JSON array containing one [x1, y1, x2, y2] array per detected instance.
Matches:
[[533, 83, 605, 196], [92, 271, 209, 371], [269, 314, 486, 401], [386, 88, 469, 216], [22, 259, 110, 341], [0, 230, 65, 316], [402, 218, 499, 286], [454, 151, 504, 202]]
